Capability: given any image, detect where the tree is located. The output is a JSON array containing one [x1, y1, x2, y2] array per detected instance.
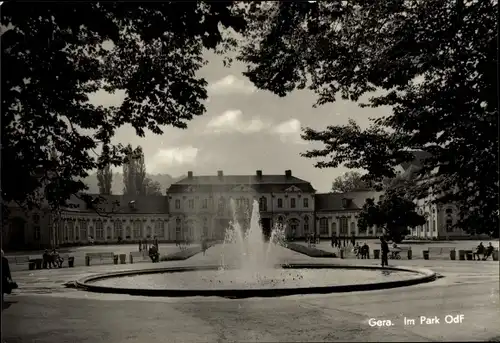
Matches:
[[1, 2, 246, 215], [331, 171, 370, 193], [238, 1, 498, 235], [358, 192, 426, 243], [134, 146, 147, 196], [97, 164, 113, 195], [144, 178, 163, 196]]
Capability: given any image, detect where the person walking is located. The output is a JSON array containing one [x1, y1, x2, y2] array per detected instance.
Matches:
[[2, 250, 17, 308], [380, 236, 389, 267]]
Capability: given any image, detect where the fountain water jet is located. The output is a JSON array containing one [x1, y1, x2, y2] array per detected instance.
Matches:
[[219, 199, 287, 272]]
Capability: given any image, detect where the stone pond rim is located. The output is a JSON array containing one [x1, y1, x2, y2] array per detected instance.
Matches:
[[74, 264, 438, 299]]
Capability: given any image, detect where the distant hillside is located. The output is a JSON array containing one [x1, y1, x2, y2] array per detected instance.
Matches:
[[83, 172, 185, 195]]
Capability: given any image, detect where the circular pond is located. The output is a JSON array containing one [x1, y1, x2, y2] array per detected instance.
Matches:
[[76, 264, 437, 298]]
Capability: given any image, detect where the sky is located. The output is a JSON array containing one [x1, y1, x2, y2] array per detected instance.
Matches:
[[88, 50, 390, 193]]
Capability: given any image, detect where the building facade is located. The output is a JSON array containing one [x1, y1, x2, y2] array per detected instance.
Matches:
[[166, 170, 316, 241], [2, 168, 472, 250]]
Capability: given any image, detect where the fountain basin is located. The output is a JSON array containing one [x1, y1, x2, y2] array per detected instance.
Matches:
[[76, 264, 437, 298]]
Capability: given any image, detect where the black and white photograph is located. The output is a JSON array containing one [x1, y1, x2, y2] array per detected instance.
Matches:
[[1, 1, 499, 342]]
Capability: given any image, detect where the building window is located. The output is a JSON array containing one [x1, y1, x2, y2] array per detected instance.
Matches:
[[445, 208, 453, 214], [96, 220, 104, 239], [68, 220, 74, 240], [303, 215, 309, 233], [277, 198, 283, 208], [175, 199, 181, 209], [33, 213, 40, 224], [259, 197, 267, 211], [350, 222, 356, 235], [218, 197, 226, 214], [289, 219, 298, 237], [146, 226, 152, 238], [188, 199, 194, 209], [155, 220, 165, 238], [331, 222, 337, 235], [175, 218, 182, 239], [133, 220, 142, 238], [125, 226, 131, 239], [202, 199, 208, 209], [446, 219, 453, 232], [290, 198, 296, 208], [79, 219, 88, 240], [114, 220, 123, 239], [106, 226, 112, 239], [339, 217, 348, 235], [277, 216, 284, 224], [433, 220, 436, 231], [34, 226, 41, 241], [203, 217, 209, 237], [303, 198, 309, 208], [319, 218, 328, 235]]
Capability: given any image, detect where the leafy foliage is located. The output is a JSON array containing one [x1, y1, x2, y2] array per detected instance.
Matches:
[[238, 1, 498, 234], [96, 152, 113, 196], [1, 2, 246, 214], [122, 145, 147, 195], [144, 179, 163, 196], [332, 171, 371, 193], [358, 192, 426, 243]]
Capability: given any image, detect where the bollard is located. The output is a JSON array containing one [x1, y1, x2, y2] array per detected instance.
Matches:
[[466, 251, 473, 260], [68, 257, 75, 268], [493, 250, 499, 261], [458, 250, 465, 260], [340, 248, 344, 259], [423, 250, 429, 260], [85, 255, 90, 266], [129, 254, 134, 264], [119, 254, 126, 264], [113, 255, 119, 265], [29, 262, 35, 270], [407, 248, 412, 260], [35, 259, 43, 269], [450, 249, 456, 260], [374, 249, 380, 260]]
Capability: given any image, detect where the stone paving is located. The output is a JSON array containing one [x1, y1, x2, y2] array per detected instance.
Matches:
[[3, 243, 499, 342]]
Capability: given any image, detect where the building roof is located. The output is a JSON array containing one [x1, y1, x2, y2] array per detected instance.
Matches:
[[168, 173, 316, 193], [400, 150, 432, 171], [315, 190, 383, 212], [63, 194, 168, 215]]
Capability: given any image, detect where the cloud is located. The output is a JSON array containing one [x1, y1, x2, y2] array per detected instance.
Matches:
[[205, 109, 270, 134], [271, 119, 307, 144], [207, 75, 256, 95], [147, 146, 198, 173]]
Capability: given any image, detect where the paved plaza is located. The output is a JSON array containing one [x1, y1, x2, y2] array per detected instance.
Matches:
[[2, 243, 499, 342]]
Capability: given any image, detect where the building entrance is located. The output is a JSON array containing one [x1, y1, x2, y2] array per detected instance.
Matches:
[[260, 218, 271, 241]]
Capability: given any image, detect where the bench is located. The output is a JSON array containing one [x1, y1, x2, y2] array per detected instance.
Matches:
[[58, 254, 75, 267], [428, 247, 455, 259], [129, 251, 151, 264], [7, 256, 31, 265], [85, 252, 115, 266]]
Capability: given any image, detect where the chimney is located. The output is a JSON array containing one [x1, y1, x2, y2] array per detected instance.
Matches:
[[256, 170, 262, 179], [285, 170, 292, 178], [217, 170, 223, 179], [187, 171, 193, 179]]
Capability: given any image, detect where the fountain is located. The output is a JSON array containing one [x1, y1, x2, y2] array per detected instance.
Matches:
[[76, 201, 437, 298], [219, 199, 287, 272]]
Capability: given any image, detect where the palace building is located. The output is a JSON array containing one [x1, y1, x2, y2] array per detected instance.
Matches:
[[2, 168, 470, 250]]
